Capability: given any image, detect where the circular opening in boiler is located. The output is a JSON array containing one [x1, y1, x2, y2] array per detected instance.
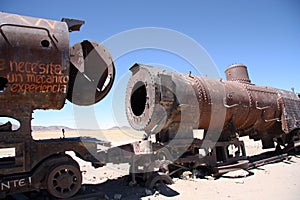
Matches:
[[130, 81, 147, 116]]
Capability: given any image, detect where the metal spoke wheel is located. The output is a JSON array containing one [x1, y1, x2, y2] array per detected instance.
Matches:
[[47, 162, 82, 199]]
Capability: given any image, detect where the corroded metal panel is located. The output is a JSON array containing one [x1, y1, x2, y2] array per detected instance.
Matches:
[[279, 97, 300, 133], [0, 12, 70, 109], [67, 40, 115, 106], [225, 64, 251, 83]]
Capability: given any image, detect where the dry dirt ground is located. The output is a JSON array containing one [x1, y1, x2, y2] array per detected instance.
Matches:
[[27, 130, 300, 199]]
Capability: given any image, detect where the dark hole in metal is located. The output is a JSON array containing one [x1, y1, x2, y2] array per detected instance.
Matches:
[[41, 40, 50, 47], [131, 81, 147, 116], [0, 77, 8, 92]]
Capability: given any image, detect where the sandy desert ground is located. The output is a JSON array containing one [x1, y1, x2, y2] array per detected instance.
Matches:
[[28, 128, 300, 200]]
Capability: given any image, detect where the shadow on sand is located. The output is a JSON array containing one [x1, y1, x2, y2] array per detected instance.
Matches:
[[7, 175, 179, 200]]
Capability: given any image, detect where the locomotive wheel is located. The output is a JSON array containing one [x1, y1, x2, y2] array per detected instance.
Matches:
[[46, 162, 82, 199], [145, 172, 174, 189]]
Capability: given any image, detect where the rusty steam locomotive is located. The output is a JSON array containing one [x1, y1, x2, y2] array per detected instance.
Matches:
[[125, 63, 300, 174], [0, 11, 300, 199]]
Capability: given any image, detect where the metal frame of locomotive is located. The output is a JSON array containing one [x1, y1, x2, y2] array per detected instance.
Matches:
[[0, 12, 116, 199], [125, 63, 300, 180]]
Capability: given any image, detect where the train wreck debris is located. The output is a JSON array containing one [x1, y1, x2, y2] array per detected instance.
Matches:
[[0, 12, 115, 199], [125, 63, 300, 179]]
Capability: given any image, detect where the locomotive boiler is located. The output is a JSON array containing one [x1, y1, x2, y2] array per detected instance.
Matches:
[[126, 63, 300, 171]]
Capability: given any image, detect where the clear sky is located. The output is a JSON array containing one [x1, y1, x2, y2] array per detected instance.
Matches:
[[1, 0, 300, 129]]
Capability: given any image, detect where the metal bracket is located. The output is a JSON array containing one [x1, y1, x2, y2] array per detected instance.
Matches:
[[257, 101, 281, 122], [223, 97, 239, 108], [264, 118, 281, 123], [256, 101, 270, 110], [61, 18, 85, 32]]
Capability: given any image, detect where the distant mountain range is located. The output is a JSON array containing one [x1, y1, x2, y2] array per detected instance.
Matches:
[[107, 126, 131, 130], [0, 122, 130, 131], [32, 126, 74, 132], [33, 125, 131, 131]]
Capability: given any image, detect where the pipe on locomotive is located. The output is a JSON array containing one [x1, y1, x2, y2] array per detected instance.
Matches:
[[126, 63, 300, 149]]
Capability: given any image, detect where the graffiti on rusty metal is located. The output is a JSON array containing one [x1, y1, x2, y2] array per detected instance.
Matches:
[[3, 13, 57, 29], [34, 18, 57, 29], [0, 177, 32, 191], [4, 59, 68, 93]]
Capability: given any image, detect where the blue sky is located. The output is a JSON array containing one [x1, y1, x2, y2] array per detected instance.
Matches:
[[1, 0, 300, 129]]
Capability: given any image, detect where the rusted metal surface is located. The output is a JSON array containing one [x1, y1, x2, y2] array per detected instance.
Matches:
[[0, 12, 70, 110], [247, 153, 289, 170], [278, 97, 300, 133], [68, 40, 115, 106], [0, 12, 116, 199], [126, 63, 300, 148], [0, 12, 116, 108], [211, 160, 249, 176], [225, 64, 251, 83], [61, 18, 85, 32]]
